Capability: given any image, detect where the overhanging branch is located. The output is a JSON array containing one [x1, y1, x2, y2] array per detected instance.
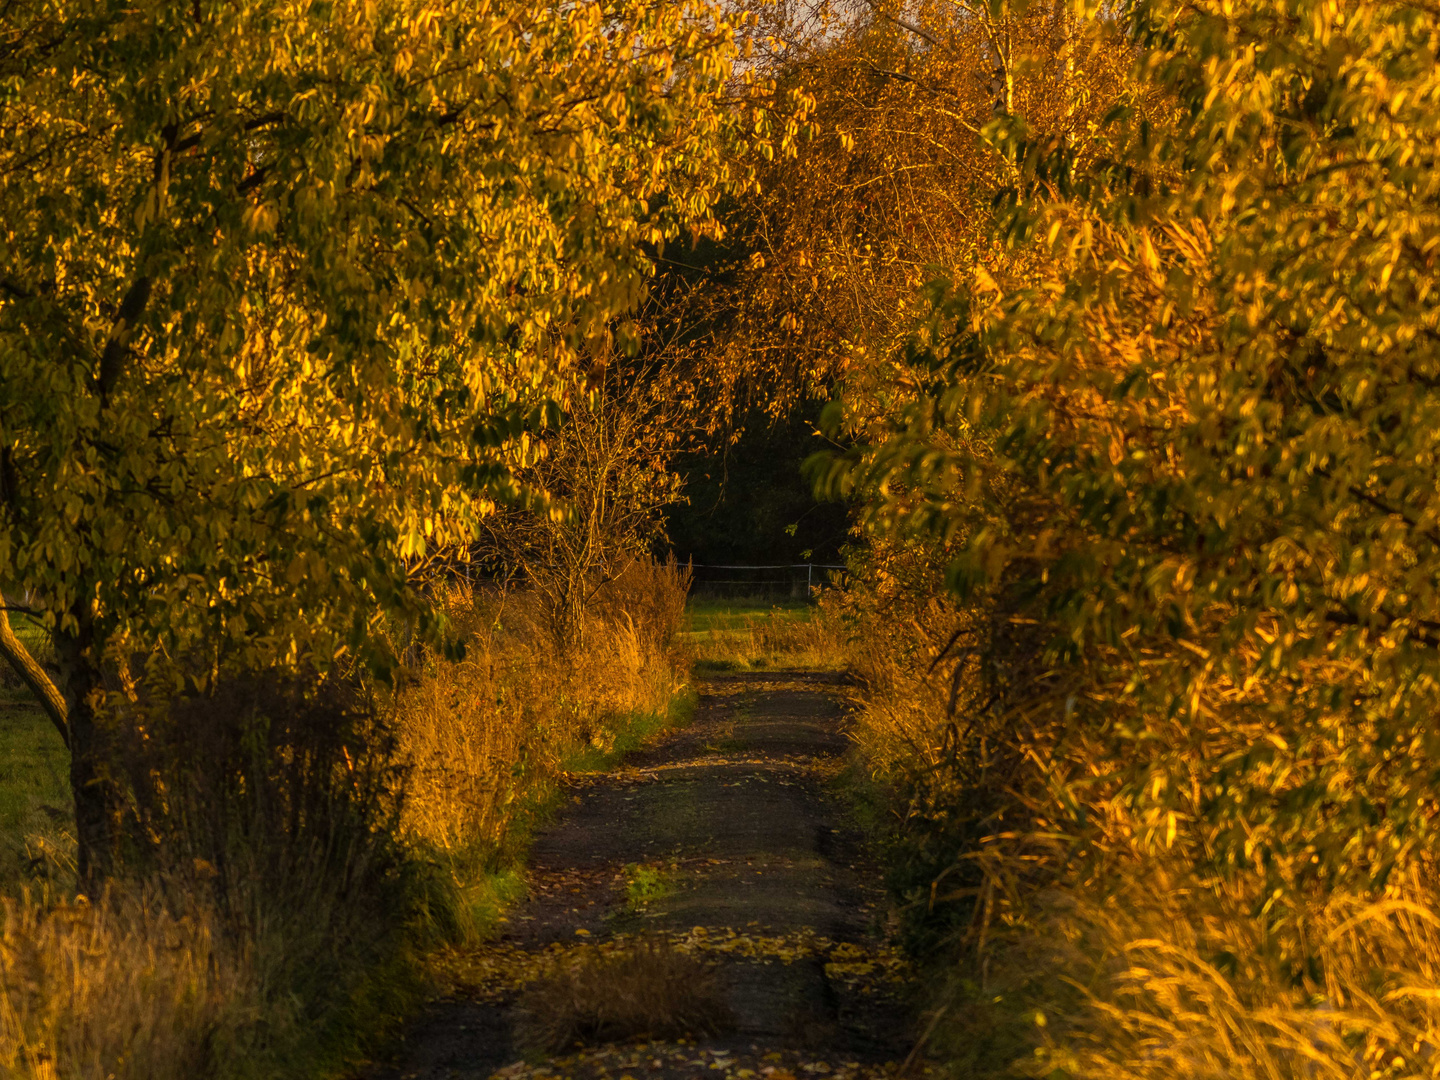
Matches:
[[0, 606, 68, 748]]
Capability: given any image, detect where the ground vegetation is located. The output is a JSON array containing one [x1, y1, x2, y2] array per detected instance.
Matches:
[[0, 558, 693, 1078]]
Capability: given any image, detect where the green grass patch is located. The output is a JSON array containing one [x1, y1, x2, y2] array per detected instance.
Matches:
[[435, 865, 529, 944], [683, 596, 843, 672], [682, 596, 812, 635], [0, 700, 73, 894], [622, 860, 676, 909]]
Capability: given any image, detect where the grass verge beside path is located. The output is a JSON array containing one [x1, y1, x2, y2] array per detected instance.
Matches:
[[0, 563, 697, 1080], [558, 691, 697, 779], [439, 690, 698, 946]]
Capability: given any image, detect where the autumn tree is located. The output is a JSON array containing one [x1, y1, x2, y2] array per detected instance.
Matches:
[[0, 0, 754, 883], [821, 0, 1440, 1069], [472, 356, 689, 652], [667, 0, 1139, 431]]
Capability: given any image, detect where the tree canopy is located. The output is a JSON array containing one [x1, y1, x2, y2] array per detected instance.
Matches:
[[0, 0, 751, 681], [815, 0, 1440, 1010]]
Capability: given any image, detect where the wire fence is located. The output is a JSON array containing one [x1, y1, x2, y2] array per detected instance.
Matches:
[[684, 562, 848, 600]]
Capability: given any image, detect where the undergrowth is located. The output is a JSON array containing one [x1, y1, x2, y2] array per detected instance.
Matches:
[[840, 541, 1440, 1080], [0, 557, 693, 1080]]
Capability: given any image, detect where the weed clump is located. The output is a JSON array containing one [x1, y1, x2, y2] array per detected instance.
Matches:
[[514, 938, 734, 1053]]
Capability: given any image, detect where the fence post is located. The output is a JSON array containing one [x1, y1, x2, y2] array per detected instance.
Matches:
[[807, 563, 813, 599]]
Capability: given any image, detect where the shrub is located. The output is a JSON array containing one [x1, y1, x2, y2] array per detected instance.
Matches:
[[82, 673, 425, 1077], [827, 2, 1440, 1075], [0, 557, 694, 1078], [395, 560, 691, 873]]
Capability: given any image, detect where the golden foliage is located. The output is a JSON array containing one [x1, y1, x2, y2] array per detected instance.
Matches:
[[834, 1, 1440, 1074], [670, 0, 1142, 426]]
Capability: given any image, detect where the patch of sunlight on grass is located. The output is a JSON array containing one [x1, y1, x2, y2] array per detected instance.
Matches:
[[682, 596, 813, 635], [561, 691, 697, 776], [683, 596, 844, 672]]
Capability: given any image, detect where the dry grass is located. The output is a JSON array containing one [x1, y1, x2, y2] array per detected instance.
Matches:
[[1021, 868, 1440, 1080], [396, 560, 689, 870], [0, 888, 255, 1080], [684, 596, 846, 671], [514, 937, 734, 1053], [0, 675, 426, 1080], [841, 574, 1440, 1080]]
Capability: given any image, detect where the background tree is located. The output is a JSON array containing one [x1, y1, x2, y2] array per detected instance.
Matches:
[[642, 0, 1143, 574], [665, 405, 852, 567], [473, 358, 688, 652], [667, 0, 1141, 428]]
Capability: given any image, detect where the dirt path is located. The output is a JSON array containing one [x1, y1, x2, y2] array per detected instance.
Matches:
[[372, 671, 917, 1079]]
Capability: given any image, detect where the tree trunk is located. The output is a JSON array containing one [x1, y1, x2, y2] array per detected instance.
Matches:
[[552, 580, 586, 654], [53, 625, 120, 892]]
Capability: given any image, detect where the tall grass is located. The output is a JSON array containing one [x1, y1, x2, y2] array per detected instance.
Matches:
[[0, 889, 254, 1080], [396, 558, 691, 932], [1033, 871, 1440, 1080], [0, 557, 692, 1079], [841, 560, 1440, 1080], [0, 672, 429, 1080]]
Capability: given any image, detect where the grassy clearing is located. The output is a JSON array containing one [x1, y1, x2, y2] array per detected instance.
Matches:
[[681, 594, 844, 673], [683, 595, 812, 633]]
